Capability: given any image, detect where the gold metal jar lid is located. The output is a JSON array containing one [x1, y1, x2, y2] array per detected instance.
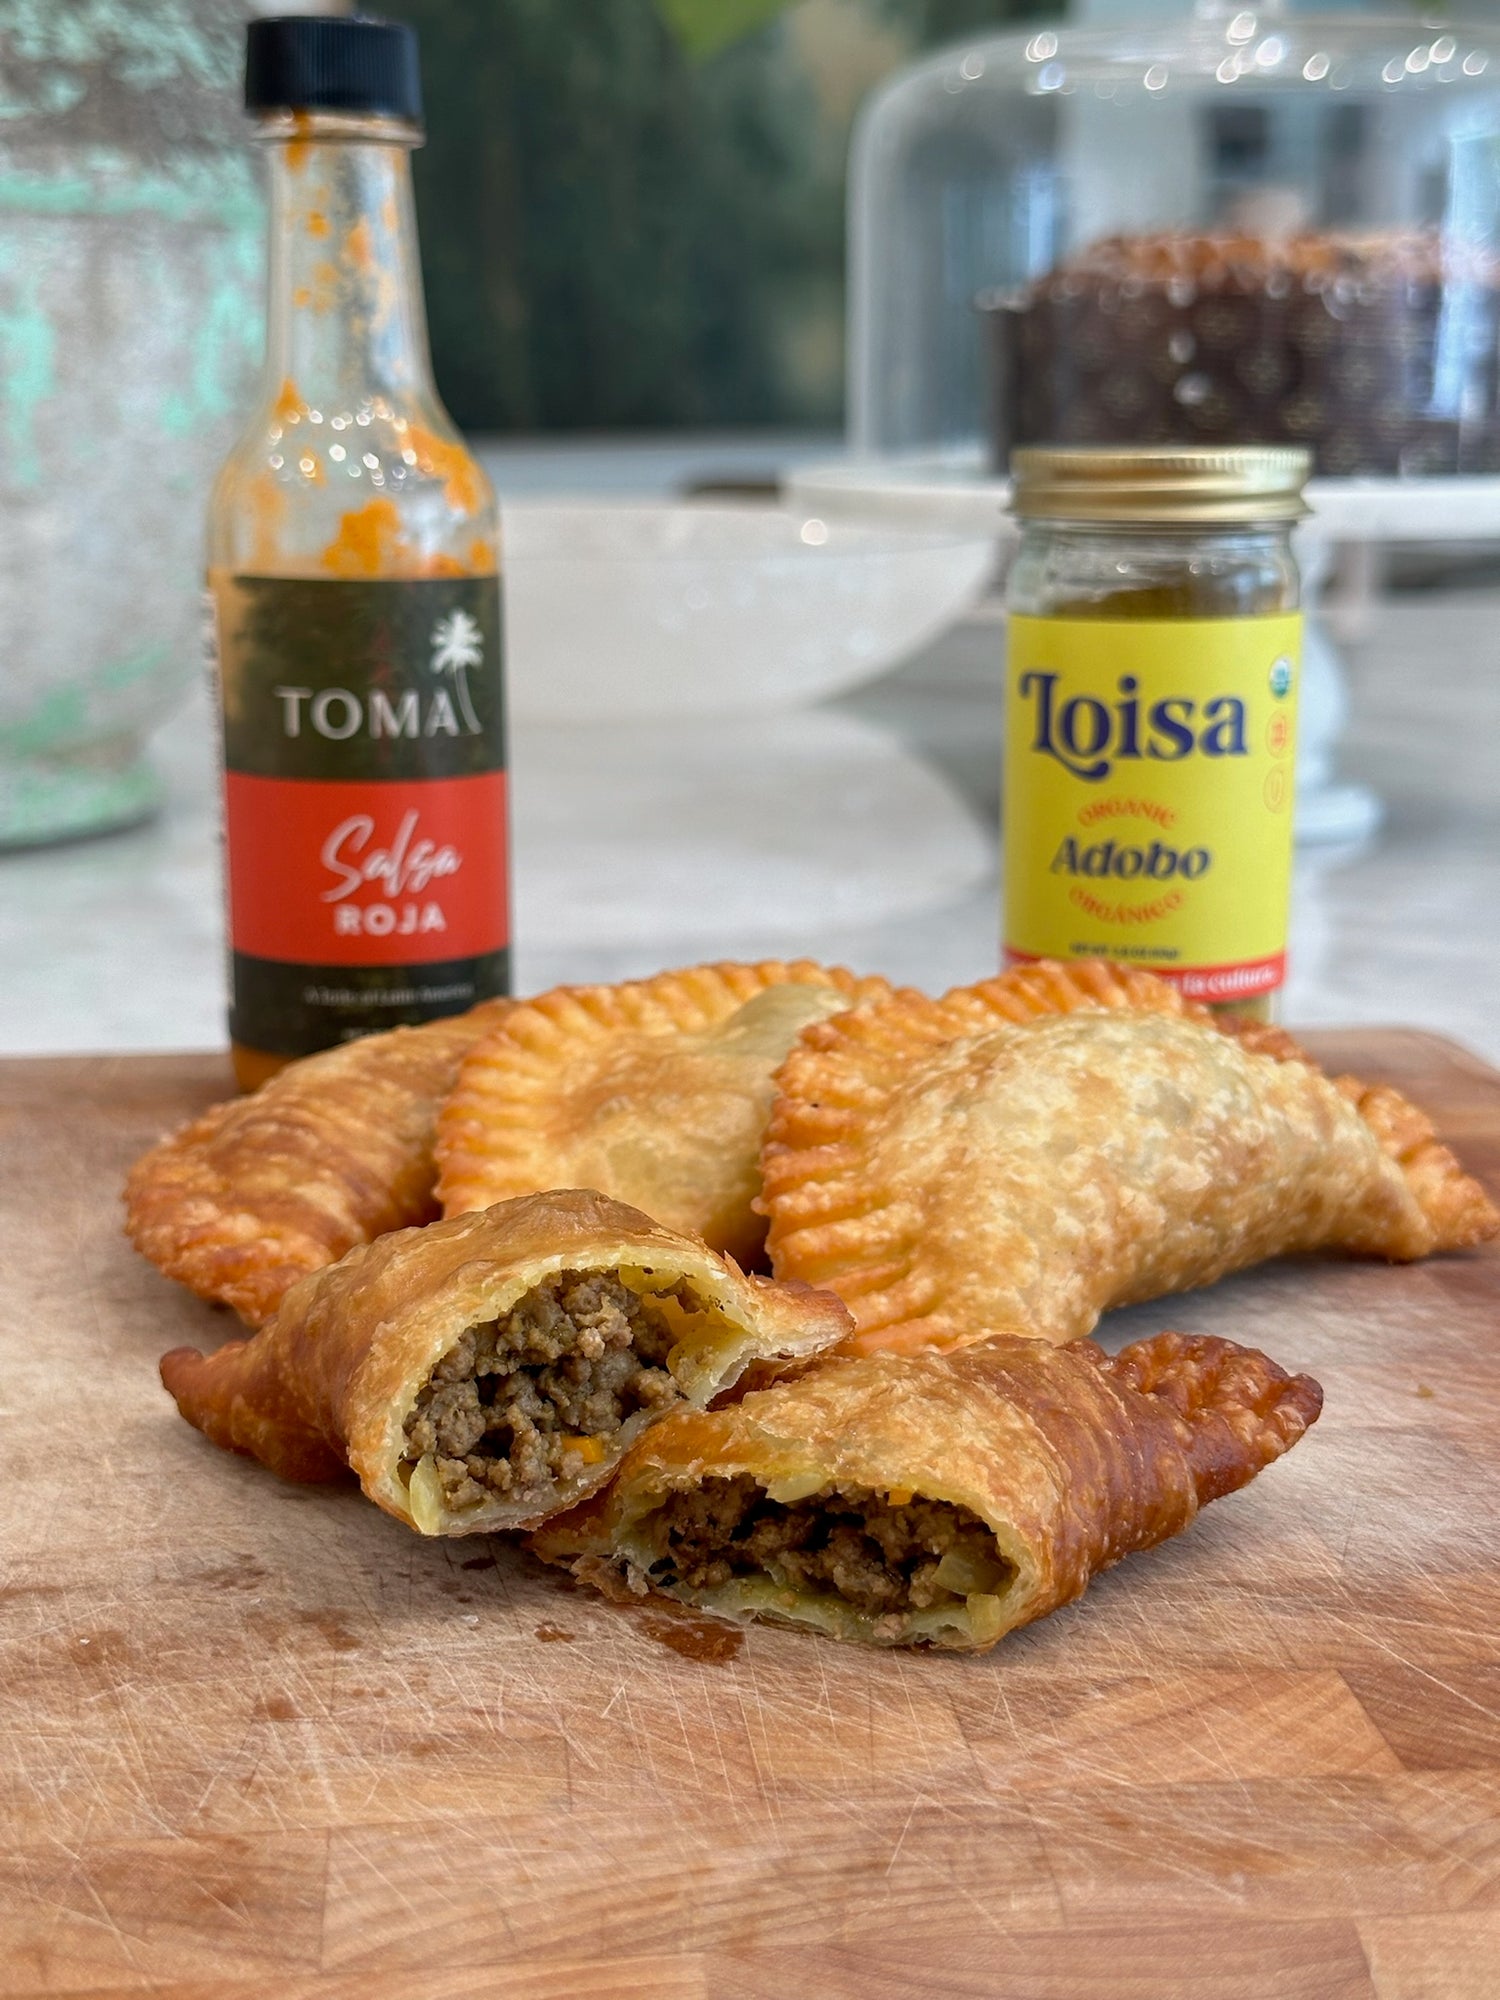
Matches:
[[1010, 446, 1312, 524]]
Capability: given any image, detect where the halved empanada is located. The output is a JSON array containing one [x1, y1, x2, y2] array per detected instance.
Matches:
[[760, 960, 1497, 1354], [125, 1003, 509, 1327], [436, 961, 893, 1265], [532, 1329, 1323, 1651], [159, 1188, 852, 1533]]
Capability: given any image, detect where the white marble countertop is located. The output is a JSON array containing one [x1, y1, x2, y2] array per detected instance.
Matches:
[[3, 580, 1497, 1067]]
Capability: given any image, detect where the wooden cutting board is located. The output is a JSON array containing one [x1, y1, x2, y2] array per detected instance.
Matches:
[[1, 1032, 1497, 2000]]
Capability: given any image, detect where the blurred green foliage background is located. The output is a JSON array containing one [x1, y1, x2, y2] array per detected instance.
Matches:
[[404, 0, 1052, 431]]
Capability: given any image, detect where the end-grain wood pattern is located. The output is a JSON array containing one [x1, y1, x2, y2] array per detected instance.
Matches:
[[0, 1032, 1496, 2000]]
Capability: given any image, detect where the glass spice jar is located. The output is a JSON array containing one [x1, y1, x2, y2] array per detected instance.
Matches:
[[1003, 445, 1311, 1022]]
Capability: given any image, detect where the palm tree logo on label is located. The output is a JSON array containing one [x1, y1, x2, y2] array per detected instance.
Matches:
[[429, 609, 485, 735]]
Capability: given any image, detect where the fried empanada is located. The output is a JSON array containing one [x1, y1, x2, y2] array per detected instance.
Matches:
[[159, 1189, 853, 1534], [125, 1005, 509, 1328], [532, 1330, 1322, 1651], [436, 961, 893, 1265], [761, 960, 1498, 1354]]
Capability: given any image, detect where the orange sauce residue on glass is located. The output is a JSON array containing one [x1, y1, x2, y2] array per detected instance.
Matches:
[[469, 536, 497, 572], [306, 209, 330, 240], [285, 110, 314, 174], [319, 499, 488, 579], [320, 497, 406, 576], [272, 378, 303, 427], [345, 216, 374, 271], [405, 423, 485, 512], [248, 473, 288, 571], [311, 259, 339, 311]]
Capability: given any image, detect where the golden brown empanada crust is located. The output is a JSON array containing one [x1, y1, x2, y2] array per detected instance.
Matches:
[[159, 1188, 853, 1534], [531, 1329, 1323, 1652], [435, 960, 894, 1264], [760, 959, 1497, 1354], [124, 1003, 509, 1327]]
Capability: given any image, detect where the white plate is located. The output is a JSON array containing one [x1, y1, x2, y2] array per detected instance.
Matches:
[[511, 706, 994, 958], [787, 448, 1500, 544]]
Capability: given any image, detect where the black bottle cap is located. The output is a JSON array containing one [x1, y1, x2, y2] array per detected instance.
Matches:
[[245, 14, 422, 125]]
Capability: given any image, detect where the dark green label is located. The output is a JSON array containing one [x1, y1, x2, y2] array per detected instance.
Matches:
[[229, 949, 510, 1058], [218, 574, 504, 780]]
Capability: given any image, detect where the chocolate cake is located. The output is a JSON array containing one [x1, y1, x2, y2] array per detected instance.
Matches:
[[986, 230, 1500, 477]]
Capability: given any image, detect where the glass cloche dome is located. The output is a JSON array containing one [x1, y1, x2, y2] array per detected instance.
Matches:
[[849, 1, 1500, 476]]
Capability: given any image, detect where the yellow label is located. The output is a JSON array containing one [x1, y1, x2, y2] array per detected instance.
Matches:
[[1003, 612, 1300, 1005]]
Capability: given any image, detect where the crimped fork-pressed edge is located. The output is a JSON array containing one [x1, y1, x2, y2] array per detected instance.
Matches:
[[1104, 1330, 1324, 1505], [759, 957, 1498, 1341], [758, 962, 1196, 1319], [436, 960, 894, 1218], [1335, 1076, 1498, 1251]]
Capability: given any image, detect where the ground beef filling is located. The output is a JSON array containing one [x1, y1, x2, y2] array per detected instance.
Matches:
[[648, 1478, 1009, 1622], [403, 1271, 690, 1508]]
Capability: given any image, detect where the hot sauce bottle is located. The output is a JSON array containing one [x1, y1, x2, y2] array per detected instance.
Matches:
[[207, 14, 508, 1091], [1004, 447, 1310, 1022]]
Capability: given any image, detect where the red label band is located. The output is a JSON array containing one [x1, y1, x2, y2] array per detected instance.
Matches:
[[1003, 947, 1286, 1003], [225, 770, 509, 967]]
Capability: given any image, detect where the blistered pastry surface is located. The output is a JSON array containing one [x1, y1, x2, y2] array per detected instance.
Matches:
[[761, 962, 1496, 1352], [435, 960, 893, 1263], [124, 1003, 510, 1326], [158, 1187, 852, 1534], [533, 1330, 1323, 1651]]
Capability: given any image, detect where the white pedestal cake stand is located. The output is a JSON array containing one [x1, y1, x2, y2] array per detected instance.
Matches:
[[787, 452, 1500, 846]]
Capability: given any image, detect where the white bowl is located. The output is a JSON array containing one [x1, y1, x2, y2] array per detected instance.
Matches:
[[499, 500, 997, 720]]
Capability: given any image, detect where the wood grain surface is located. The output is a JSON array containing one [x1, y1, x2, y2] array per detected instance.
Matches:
[[1, 1031, 1497, 2000]]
